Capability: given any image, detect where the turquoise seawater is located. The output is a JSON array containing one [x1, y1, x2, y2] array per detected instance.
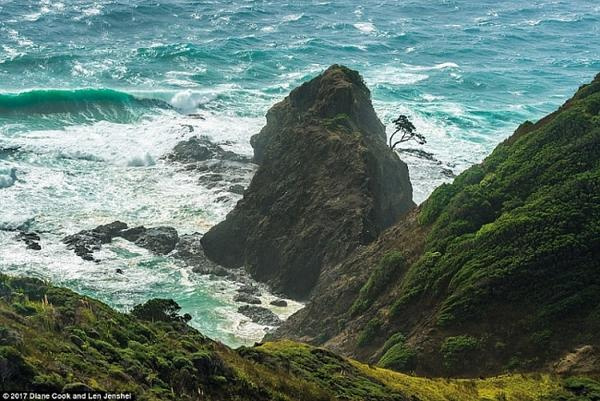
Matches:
[[1, 0, 599, 346]]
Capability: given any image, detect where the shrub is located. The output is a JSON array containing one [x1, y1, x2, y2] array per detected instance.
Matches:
[[0, 346, 35, 390], [440, 335, 479, 371], [131, 298, 189, 323], [357, 318, 382, 347], [350, 252, 406, 316], [378, 338, 417, 372]]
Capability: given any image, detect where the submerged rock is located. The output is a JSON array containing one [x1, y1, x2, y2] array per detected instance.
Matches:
[[229, 184, 245, 195], [16, 231, 41, 251], [201, 65, 415, 298], [0, 167, 17, 189], [238, 305, 282, 326]]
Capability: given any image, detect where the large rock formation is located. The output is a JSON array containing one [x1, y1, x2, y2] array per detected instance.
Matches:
[[271, 73, 600, 377], [201, 65, 414, 298]]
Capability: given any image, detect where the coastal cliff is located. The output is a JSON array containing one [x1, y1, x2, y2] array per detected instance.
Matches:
[[271, 73, 600, 377], [1, 274, 596, 400], [2, 69, 600, 400], [201, 65, 414, 299]]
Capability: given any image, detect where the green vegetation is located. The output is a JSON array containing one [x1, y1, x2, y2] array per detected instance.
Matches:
[[357, 317, 382, 347], [378, 333, 417, 372], [338, 74, 600, 375], [440, 336, 480, 371], [131, 298, 192, 323], [0, 273, 598, 399], [350, 251, 405, 316]]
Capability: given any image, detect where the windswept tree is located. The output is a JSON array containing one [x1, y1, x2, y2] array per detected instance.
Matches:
[[389, 114, 426, 150]]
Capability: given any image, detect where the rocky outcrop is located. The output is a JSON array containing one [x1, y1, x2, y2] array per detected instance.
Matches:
[[238, 305, 282, 326], [165, 136, 256, 203], [171, 233, 229, 276], [270, 73, 600, 377], [233, 293, 262, 304], [201, 65, 415, 299], [16, 231, 41, 250], [63, 221, 128, 261], [122, 226, 179, 254], [166, 135, 251, 164], [63, 221, 178, 260]]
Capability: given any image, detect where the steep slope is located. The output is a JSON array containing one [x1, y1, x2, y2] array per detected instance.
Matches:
[[201, 65, 414, 299], [272, 73, 600, 377], [1, 274, 597, 401]]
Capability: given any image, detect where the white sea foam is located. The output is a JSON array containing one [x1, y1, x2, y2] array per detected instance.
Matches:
[[282, 14, 303, 22], [364, 67, 429, 86], [409, 62, 460, 71], [0, 165, 17, 189], [354, 22, 376, 34]]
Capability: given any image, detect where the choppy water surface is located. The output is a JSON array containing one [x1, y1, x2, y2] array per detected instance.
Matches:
[[1, 0, 598, 346]]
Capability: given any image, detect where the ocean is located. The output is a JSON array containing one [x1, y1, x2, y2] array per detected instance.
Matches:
[[1, 0, 598, 346]]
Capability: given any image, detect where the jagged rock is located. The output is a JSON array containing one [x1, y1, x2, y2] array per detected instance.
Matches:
[[133, 226, 179, 255], [119, 226, 147, 242], [166, 136, 251, 164], [229, 184, 245, 195], [63, 221, 179, 260], [63, 221, 128, 261], [238, 305, 282, 326], [201, 65, 415, 298], [234, 293, 262, 304], [16, 231, 41, 250], [198, 173, 224, 188], [237, 284, 262, 297], [270, 299, 288, 307], [172, 233, 229, 276]]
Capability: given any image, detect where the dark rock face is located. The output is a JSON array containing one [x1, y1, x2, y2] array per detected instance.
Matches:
[[16, 231, 41, 250], [234, 293, 262, 304], [166, 136, 251, 164], [63, 221, 128, 261], [172, 233, 229, 276], [237, 284, 262, 297], [238, 305, 282, 326], [132, 227, 179, 255], [201, 65, 414, 298], [63, 222, 178, 260], [270, 299, 288, 307]]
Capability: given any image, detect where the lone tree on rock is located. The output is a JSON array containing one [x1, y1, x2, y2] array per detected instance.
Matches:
[[389, 114, 426, 150]]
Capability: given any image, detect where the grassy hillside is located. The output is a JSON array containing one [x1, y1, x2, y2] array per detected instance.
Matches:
[[272, 73, 600, 377], [1, 274, 597, 400]]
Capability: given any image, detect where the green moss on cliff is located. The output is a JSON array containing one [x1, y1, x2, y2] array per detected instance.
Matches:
[[360, 74, 600, 375]]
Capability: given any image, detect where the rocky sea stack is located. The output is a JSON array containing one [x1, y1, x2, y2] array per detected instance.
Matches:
[[201, 65, 415, 298]]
